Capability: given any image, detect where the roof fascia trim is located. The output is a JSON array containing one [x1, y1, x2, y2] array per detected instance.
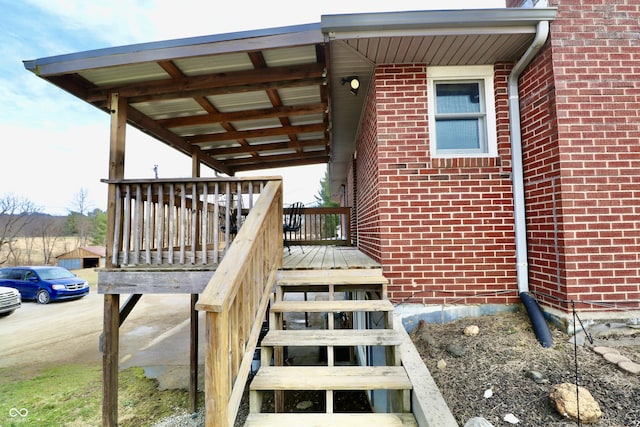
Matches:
[[320, 8, 557, 35], [24, 23, 323, 77]]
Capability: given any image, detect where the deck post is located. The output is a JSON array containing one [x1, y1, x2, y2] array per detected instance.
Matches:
[[190, 294, 199, 413], [103, 92, 126, 426], [102, 294, 120, 426], [204, 310, 230, 426]]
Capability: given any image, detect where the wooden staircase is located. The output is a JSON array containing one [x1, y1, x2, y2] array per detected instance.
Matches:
[[243, 269, 418, 426]]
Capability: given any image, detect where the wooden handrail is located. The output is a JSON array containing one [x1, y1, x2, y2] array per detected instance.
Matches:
[[195, 180, 283, 427]]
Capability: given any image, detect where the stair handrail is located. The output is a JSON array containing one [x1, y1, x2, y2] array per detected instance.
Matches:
[[195, 179, 283, 427]]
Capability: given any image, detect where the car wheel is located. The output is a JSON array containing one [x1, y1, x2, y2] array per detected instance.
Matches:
[[37, 289, 50, 304]]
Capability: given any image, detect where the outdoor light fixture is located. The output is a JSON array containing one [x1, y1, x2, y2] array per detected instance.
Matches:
[[340, 76, 360, 95]]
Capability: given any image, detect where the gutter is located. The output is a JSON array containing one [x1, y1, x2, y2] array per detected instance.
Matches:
[[508, 20, 554, 348]]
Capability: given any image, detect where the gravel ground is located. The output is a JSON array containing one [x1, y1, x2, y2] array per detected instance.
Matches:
[[411, 309, 640, 426]]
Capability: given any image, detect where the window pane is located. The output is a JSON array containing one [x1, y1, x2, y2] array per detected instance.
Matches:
[[436, 119, 480, 150], [436, 83, 481, 114]]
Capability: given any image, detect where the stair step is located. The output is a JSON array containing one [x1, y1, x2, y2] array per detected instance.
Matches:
[[270, 299, 394, 314], [243, 412, 418, 427], [277, 269, 387, 286], [261, 328, 402, 347], [250, 366, 412, 391], [276, 269, 388, 298]]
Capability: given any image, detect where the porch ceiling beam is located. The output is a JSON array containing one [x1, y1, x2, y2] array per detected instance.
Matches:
[[156, 103, 327, 128], [204, 139, 326, 156], [86, 63, 325, 103], [230, 153, 330, 172], [188, 123, 327, 145], [126, 105, 232, 175]]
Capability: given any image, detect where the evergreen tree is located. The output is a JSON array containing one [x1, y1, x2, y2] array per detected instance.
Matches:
[[314, 168, 339, 208]]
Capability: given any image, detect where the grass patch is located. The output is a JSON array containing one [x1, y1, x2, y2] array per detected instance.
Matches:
[[0, 364, 201, 426]]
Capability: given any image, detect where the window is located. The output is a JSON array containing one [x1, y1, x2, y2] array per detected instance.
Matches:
[[427, 66, 497, 157]]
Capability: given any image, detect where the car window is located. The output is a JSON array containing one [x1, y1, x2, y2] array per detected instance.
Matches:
[[24, 271, 37, 281], [1, 269, 23, 280], [38, 267, 75, 280]]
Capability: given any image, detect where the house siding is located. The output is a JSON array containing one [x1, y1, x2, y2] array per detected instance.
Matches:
[[519, 0, 640, 312], [355, 77, 382, 260], [364, 64, 520, 306]]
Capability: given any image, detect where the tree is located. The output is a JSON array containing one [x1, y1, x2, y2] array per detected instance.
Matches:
[[0, 194, 40, 265], [88, 208, 107, 246], [67, 188, 94, 247], [314, 168, 340, 208], [313, 168, 341, 238]]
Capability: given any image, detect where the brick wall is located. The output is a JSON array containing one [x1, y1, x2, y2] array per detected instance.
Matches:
[[519, 0, 640, 311], [354, 77, 382, 260], [366, 64, 520, 306]]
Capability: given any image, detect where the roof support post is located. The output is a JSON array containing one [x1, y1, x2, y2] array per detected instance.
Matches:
[[103, 92, 126, 426], [190, 146, 202, 413]]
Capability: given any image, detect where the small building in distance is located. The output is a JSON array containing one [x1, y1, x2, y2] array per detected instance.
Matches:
[[57, 246, 106, 270]]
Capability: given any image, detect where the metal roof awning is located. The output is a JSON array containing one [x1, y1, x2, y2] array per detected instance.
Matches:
[[23, 8, 556, 185]]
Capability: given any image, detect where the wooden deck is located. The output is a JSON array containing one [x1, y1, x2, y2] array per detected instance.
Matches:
[[282, 245, 381, 270]]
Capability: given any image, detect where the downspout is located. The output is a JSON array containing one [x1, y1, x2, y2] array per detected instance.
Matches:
[[508, 20, 553, 348]]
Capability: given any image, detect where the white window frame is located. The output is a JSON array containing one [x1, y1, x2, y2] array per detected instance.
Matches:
[[427, 65, 497, 158]]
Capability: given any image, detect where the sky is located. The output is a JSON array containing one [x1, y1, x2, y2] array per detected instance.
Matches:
[[1, 0, 505, 215]]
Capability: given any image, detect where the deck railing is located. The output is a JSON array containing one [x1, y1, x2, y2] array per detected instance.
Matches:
[[284, 206, 352, 246], [103, 177, 276, 267], [195, 180, 283, 427]]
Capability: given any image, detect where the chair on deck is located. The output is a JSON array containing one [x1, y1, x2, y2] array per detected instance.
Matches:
[[283, 202, 304, 254]]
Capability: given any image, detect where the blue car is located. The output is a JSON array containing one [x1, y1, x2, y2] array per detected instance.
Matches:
[[0, 266, 90, 304]]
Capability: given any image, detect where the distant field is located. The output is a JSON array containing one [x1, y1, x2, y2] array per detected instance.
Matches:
[[0, 236, 83, 266]]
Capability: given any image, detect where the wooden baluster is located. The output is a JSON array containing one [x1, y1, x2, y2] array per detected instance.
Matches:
[[179, 183, 186, 264], [145, 185, 152, 264], [111, 185, 122, 267], [122, 184, 131, 266], [201, 183, 208, 264]]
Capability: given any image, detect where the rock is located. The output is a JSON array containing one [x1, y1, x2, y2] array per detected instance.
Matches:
[[549, 383, 602, 423], [603, 352, 631, 365], [525, 370, 548, 384], [446, 343, 466, 357], [464, 325, 480, 336], [503, 413, 520, 424], [483, 388, 493, 398], [437, 359, 447, 370], [295, 400, 313, 410], [618, 360, 640, 375], [592, 346, 619, 356], [464, 417, 495, 427]]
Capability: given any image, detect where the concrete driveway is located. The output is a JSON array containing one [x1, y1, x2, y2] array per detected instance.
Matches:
[[0, 290, 204, 390]]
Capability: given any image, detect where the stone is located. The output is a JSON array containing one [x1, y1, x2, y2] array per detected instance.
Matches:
[[446, 343, 466, 357], [525, 370, 548, 384], [603, 352, 631, 365], [549, 383, 602, 423], [592, 346, 619, 356], [437, 359, 447, 370], [464, 325, 480, 336], [618, 360, 640, 375], [503, 413, 520, 424], [464, 417, 495, 427]]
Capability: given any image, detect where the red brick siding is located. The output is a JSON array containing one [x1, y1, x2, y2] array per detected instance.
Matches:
[[354, 77, 382, 261], [520, 0, 640, 311], [369, 64, 519, 306]]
